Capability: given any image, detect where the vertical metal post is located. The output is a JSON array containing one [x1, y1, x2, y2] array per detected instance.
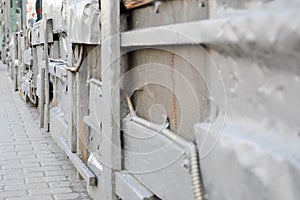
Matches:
[[11, 34, 16, 81], [52, 76, 57, 107], [22, 0, 27, 31], [68, 70, 77, 152], [43, 15, 50, 131], [68, 40, 77, 152], [40, 67, 45, 128], [76, 50, 89, 164], [100, 0, 121, 199]]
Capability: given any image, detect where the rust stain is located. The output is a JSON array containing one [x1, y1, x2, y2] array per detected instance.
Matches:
[[122, 0, 154, 9], [79, 119, 88, 164], [171, 52, 178, 131], [37, 97, 41, 115]]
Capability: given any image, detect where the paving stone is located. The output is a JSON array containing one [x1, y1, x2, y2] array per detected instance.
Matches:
[[2, 162, 40, 169], [45, 170, 76, 176], [40, 161, 71, 167], [5, 182, 49, 191], [49, 181, 71, 188], [53, 192, 80, 200], [6, 195, 54, 200], [0, 190, 27, 198], [0, 180, 25, 186], [0, 63, 91, 199], [23, 166, 62, 173], [29, 187, 72, 195], [26, 176, 68, 183], [0, 169, 22, 175]]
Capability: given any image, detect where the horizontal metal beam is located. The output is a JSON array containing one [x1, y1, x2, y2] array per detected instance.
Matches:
[[83, 116, 100, 133], [57, 137, 97, 186], [121, 22, 202, 47], [87, 78, 102, 87], [121, 9, 300, 49], [49, 62, 67, 80], [115, 171, 157, 200]]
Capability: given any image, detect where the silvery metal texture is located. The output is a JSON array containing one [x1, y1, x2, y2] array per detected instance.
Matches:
[[49, 62, 67, 80], [120, 1, 300, 200], [23, 48, 31, 66], [58, 37, 69, 62], [50, 107, 69, 140], [48, 63, 69, 128], [195, 1, 300, 200], [68, 0, 101, 44], [99, 1, 122, 199], [34, 45, 44, 98], [1, 0, 300, 199], [128, 0, 208, 29], [31, 21, 44, 46], [43, 0, 67, 32], [196, 123, 300, 200], [87, 152, 104, 199], [17, 34, 23, 91], [127, 46, 209, 141], [84, 79, 102, 154], [115, 171, 157, 200], [56, 137, 97, 186], [122, 119, 194, 200]]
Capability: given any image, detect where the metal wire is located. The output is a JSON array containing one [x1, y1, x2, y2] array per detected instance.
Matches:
[[64, 44, 84, 72], [129, 48, 208, 141], [124, 91, 206, 200]]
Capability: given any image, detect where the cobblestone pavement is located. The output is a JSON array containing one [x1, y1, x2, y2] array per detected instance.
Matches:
[[0, 63, 92, 199]]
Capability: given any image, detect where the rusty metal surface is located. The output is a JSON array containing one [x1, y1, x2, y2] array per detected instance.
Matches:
[[122, 0, 154, 10], [127, 46, 208, 141], [128, 0, 208, 29]]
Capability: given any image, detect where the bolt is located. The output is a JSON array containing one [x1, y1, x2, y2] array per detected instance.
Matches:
[[154, 1, 162, 14], [181, 158, 190, 171]]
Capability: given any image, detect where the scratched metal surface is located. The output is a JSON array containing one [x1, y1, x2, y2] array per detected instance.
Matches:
[[124, 0, 300, 199]]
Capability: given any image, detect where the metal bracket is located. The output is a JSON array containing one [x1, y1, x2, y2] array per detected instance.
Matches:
[[57, 137, 97, 186]]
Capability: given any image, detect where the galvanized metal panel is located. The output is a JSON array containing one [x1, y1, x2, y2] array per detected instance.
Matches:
[[23, 48, 32, 65], [122, 9, 300, 49], [115, 171, 157, 200], [128, 0, 208, 29], [76, 53, 90, 164], [50, 107, 69, 140], [99, 0, 122, 199], [195, 123, 300, 200], [56, 137, 97, 186], [67, 70, 77, 152], [42, 0, 66, 32], [84, 79, 102, 158], [2, 0, 299, 200], [126, 46, 208, 140], [123, 119, 194, 200], [87, 79, 103, 132], [87, 152, 104, 198], [68, 0, 101, 44]]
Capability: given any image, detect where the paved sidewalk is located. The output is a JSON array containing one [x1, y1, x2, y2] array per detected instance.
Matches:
[[0, 63, 92, 199]]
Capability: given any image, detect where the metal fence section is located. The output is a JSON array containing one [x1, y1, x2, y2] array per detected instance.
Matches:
[[0, 0, 300, 200]]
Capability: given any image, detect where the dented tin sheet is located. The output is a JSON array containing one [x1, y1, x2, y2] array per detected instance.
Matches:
[[43, 0, 67, 32], [68, 0, 101, 44]]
